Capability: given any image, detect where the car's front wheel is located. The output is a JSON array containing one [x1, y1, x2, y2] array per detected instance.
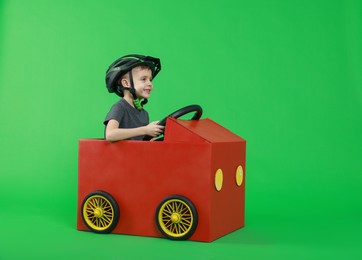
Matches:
[[155, 195, 198, 240]]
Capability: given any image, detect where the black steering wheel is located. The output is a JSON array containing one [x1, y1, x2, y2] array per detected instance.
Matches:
[[143, 104, 203, 141]]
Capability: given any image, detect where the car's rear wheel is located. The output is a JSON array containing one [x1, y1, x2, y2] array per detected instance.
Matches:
[[81, 191, 119, 234]]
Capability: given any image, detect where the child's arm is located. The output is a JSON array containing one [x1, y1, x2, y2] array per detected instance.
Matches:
[[105, 119, 164, 141]]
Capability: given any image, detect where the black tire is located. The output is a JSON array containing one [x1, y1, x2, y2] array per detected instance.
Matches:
[[155, 195, 198, 240], [81, 190, 120, 234]]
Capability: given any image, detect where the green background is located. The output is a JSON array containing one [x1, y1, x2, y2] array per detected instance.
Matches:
[[1, 0, 361, 259]]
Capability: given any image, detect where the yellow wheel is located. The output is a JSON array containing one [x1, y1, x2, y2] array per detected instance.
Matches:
[[156, 195, 198, 240], [81, 191, 119, 234]]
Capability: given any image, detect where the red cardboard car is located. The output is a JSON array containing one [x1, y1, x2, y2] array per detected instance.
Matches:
[[77, 105, 246, 242]]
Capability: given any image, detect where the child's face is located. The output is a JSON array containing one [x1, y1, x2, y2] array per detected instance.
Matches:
[[132, 66, 153, 99]]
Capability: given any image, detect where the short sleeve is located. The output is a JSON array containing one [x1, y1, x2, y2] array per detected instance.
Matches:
[[104, 102, 124, 126]]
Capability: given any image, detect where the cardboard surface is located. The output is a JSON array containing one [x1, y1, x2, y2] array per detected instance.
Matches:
[[77, 118, 246, 242]]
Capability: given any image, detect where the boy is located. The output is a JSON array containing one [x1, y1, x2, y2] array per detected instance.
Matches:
[[104, 54, 164, 141]]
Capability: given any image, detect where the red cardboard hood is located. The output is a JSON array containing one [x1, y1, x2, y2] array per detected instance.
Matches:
[[164, 118, 245, 143]]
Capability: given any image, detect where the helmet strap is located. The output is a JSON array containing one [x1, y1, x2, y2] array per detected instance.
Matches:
[[133, 99, 144, 110], [128, 70, 137, 99], [128, 70, 146, 110]]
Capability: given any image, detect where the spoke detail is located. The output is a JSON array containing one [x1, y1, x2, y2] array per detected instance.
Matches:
[[83, 195, 115, 231], [159, 199, 194, 238]]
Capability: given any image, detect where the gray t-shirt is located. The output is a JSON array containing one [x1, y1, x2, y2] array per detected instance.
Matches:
[[104, 98, 149, 140]]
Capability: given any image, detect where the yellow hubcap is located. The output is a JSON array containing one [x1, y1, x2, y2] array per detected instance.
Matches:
[[94, 208, 103, 218], [171, 213, 181, 223], [83, 195, 114, 231], [158, 199, 194, 238]]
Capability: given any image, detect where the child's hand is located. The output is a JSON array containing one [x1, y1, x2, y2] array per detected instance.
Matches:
[[144, 121, 164, 137]]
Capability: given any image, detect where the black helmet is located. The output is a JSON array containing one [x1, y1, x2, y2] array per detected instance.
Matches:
[[105, 54, 161, 97]]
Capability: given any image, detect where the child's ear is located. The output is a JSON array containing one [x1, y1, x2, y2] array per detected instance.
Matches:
[[121, 78, 129, 87]]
